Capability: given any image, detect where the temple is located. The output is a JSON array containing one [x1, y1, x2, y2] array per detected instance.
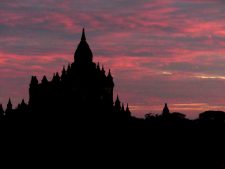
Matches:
[[162, 103, 170, 116], [27, 28, 131, 121]]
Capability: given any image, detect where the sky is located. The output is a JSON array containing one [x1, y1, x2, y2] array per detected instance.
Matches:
[[1, 0, 225, 119]]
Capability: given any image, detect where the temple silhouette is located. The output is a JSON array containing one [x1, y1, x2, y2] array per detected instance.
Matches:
[[1, 29, 225, 168], [0, 29, 131, 124]]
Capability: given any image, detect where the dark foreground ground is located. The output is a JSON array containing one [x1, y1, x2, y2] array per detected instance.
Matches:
[[1, 112, 225, 169]]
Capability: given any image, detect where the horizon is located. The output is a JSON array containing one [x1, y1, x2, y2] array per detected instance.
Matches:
[[1, 0, 225, 119]]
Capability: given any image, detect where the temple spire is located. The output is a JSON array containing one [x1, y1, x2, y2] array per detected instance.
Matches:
[[74, 28, 93, 63], [7, 98, 12, 111], [81, 28, 86, 41], [162, 103, 170, 116]]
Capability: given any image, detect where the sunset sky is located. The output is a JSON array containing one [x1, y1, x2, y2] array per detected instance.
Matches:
[[1, 0, 225, 118]]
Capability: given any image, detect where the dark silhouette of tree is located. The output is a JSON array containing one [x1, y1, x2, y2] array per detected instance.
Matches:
[[199, 111, 225, 123], [170, 112, 186, 120]]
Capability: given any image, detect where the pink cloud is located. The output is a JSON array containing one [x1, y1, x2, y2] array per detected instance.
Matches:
[[1, 0, 225, 118]]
